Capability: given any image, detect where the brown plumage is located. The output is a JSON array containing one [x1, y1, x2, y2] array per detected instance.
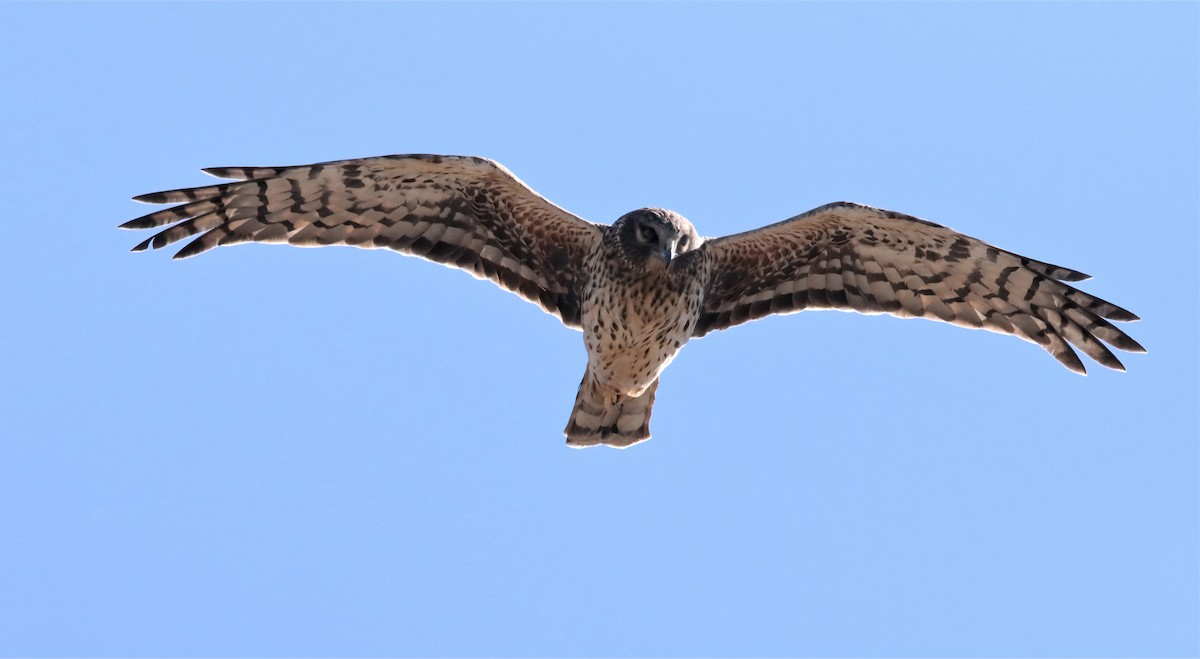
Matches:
[[122, 154, 1145, 448]]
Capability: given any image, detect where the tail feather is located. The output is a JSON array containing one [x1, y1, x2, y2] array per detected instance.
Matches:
[[564, 373, 658, 448]]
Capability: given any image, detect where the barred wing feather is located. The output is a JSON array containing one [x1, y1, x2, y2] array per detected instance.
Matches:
[[695, 202, 1144, 374], [121, 154, 604, 328]]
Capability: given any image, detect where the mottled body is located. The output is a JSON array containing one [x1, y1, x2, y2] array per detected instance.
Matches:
[[566, 210, 706, 446], [122, 154, 1145, 448], [584, 210, 704, 397]]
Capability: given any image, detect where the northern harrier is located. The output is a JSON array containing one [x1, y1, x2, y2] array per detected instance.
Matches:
[[122, 154, 1144, 447]]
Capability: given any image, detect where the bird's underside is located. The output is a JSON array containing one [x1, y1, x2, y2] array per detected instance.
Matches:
[[122, 154, 1145, 448]]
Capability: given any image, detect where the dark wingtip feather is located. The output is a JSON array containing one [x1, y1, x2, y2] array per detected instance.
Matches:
[[1089, 341, 1127, 372], [1055, 268, 1091, 282], [1107, 307, 1140, 322], [173, 235, 210, 260], [132, 237, 153, 252], [1022, 257, 1091, 282], [200, 167, 241, 179], [119, 217, 151, 230], [121, 211, 174, 230], [1056, 348, 1088, 375], [202, 165, 289, 180], [132, 191, 173, 204], [1123, 337, 1148, 354]]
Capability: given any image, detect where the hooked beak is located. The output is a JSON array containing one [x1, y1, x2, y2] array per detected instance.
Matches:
[[660, 239, 678, 265]]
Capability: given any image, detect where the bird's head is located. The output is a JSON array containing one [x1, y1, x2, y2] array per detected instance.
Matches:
[[610, 208, 700, 270]]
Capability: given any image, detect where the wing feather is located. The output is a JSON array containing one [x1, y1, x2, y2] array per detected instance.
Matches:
[[694, 202, 1144, 373], [122, 154, 604, 327]]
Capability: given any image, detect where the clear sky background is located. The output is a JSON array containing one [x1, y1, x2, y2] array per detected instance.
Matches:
[[1, 3, 1196, 657]]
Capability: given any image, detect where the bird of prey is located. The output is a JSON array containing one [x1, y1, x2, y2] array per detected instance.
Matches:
[[122, 154, 1144, 448]]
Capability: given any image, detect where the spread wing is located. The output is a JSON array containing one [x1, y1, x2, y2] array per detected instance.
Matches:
[[694, 202, 1144, 374], [121, 154, 604, 327]]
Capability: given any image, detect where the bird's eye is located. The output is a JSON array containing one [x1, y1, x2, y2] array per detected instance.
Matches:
[[678, 235, 689, 249], [638, 224, 658, 244]]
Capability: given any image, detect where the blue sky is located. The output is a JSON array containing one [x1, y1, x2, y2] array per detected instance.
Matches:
[[1, 3, 1196, 657]]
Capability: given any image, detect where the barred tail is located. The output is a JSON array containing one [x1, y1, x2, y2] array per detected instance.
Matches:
[[564, 372, 658, 449]]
